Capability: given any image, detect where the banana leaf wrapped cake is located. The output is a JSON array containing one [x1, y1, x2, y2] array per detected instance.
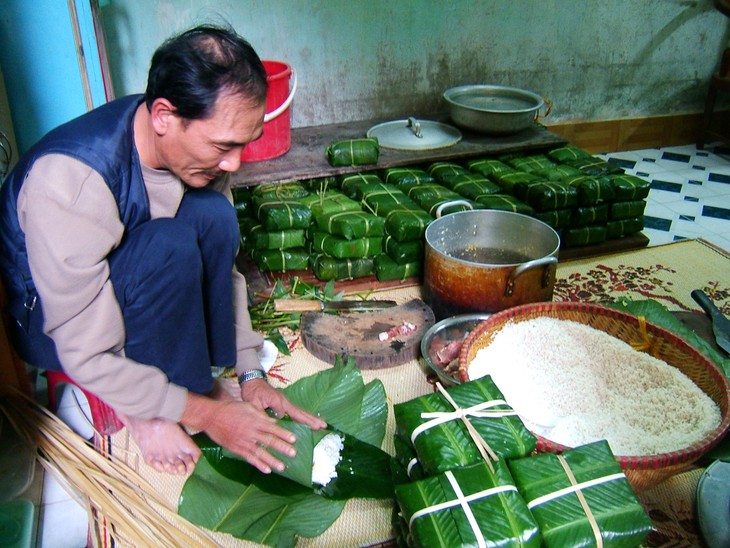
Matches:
[[383, 167, 435, 186], [325, 137, 380, 167], [311, 232, 383, 259], [508, 440, 652, 548], [395, 460, 541, 548], [309, 253, 374, 281], [374, 253, 421, 282], [427, 161, 468, 184], [466, 157, 513, 178], [314, 210, 385, 240], [394, 377, 537, 476], [298, 190, 361, 218], [340, 173, 384, 199]]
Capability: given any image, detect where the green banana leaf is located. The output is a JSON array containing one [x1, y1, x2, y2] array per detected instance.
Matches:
[[178, 358, 393, 546], [179, 452, 345, 547]]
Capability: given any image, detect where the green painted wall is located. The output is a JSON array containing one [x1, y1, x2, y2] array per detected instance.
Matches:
[[101, 0, 728, 128]]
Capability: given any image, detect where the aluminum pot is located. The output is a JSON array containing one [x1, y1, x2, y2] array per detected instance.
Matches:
[[423, 202, 560, 321], [443, 84, 548, 135]]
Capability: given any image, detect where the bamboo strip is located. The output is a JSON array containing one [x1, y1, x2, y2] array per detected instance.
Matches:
[[0, 388, 217, 548]]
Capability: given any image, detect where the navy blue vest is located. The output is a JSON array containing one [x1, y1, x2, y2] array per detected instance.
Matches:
[[0, 94, 151, 327]]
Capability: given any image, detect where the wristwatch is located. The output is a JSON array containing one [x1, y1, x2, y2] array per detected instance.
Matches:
[[237, 369, 267, 386]]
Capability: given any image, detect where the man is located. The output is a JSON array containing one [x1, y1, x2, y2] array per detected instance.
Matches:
[[0, 25, 325, 475]]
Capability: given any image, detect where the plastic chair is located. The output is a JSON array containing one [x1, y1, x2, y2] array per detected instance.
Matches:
[[698, 0, 730, 148], [45, 370, 123, 436]]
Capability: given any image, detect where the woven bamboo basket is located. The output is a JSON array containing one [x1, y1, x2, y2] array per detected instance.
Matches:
[[457, 301, 730, 492]]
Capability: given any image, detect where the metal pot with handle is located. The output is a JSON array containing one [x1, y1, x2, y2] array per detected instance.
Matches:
[[423, 201, 560, 320]]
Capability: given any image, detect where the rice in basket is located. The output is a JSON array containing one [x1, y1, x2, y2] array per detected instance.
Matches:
[[467, 317, 721, 456]]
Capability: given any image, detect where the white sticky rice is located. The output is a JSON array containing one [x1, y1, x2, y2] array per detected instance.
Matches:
[[468, 317, 721, 456], [311, 433, 344, 486]]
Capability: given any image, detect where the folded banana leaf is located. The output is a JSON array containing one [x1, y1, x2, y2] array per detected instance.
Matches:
[[532, 164, 583, 182], [384, 208, 433, 242], [325, 137, 380, 167], [507, 154, 556, 173], [508, 440, 652, 548], [563, 175, 616, 205], [298, 190, 361, 218], [606, 217, 644, 239], [374, 253, 421, 282], [232, 185, 253, 205], [547, 145, 593, 163], [562, 225, 608, 247], [255, 199, 313, 231], [395, 461, 541, 548], [449, 175, 502, 201], [533, 208, 572, 229], [609, 200, 646, 220], [514, 181, 579, 212], [384, 235, 423, 265], [315, 210, 386, 240], [311, 232, 383, 259], [251, 247, 309, 272], [571, 204, 609, 227], [310, 253, 374, 281], [340, 173, 383, 199], [383, 167, 435, 186], [252, 181, 310, 204], [247, 225, 307, 250], [466, 158, 513, 178], [394, 376, 537, 476], [178, 359, 392, 547], [475, 194, 534, 215], [427, 162, 469, 184], [566, 157, 624, 177], [491, 170, 540, 193], [608, 174, 651, 200]]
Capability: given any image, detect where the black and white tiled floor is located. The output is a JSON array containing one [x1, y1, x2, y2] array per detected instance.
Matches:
[[599, 143, 730, 253], [34, 143, 730, 548]]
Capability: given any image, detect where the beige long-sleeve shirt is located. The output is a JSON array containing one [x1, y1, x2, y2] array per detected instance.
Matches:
[[17, 154, 263, 422]]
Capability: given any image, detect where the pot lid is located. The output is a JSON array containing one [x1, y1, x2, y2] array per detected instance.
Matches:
[[367, 117, 462, 151]]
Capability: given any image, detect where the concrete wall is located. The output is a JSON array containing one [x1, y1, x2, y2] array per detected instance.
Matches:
[[100, 0, 729, 129]]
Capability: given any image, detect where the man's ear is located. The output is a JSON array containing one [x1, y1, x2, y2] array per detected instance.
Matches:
[[149, 98, 178, 135]]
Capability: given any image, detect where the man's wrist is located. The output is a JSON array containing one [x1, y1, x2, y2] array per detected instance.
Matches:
[[237, 369, 267, 386]]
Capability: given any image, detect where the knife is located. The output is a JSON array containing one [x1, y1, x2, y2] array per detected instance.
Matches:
[[273, 299, 398, 313], [691, 289, 730, 355]]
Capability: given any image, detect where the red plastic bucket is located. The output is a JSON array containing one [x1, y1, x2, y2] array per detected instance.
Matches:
[[241, 60, 296, 162]]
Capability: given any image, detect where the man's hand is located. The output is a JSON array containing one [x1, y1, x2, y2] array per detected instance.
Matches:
[[182, 392, 311, 474], [241, 378, 327, 430]]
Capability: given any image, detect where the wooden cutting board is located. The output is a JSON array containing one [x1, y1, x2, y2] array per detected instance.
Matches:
[[300, 298, 436, 368]]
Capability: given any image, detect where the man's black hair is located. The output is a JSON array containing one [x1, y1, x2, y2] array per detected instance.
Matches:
[[144, 25, 267, 120]]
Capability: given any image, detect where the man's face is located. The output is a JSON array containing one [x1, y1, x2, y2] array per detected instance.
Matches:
[[159, 91, 266, 187]]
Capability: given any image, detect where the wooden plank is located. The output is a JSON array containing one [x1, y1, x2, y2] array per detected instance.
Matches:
[[231, 116, 568, 187]]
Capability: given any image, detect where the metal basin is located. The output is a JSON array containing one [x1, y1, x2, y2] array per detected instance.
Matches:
[[443, 84, 545, 135]]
